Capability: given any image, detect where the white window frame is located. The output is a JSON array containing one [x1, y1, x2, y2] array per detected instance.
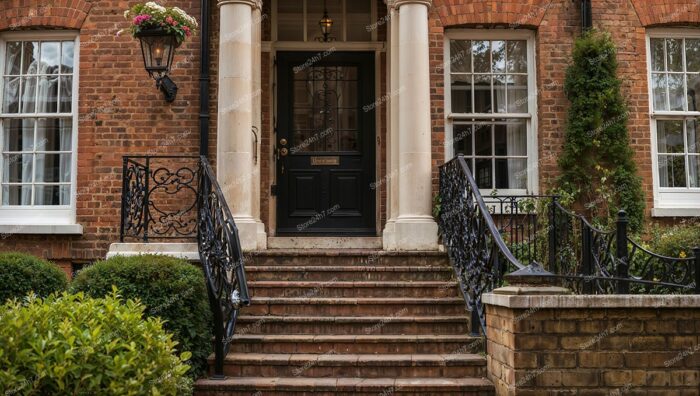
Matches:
[[444, 29, 539, 195], [646, 28, 700, 216], [0, 30, 81, 231]]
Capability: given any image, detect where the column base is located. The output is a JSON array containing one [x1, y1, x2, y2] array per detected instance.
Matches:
[[382, 219, 397, 250], [234, 217, 267, 251], [390, 215, 438, 251]]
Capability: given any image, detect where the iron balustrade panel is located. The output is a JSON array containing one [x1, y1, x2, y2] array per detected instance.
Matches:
[[120, 155, 200, 242]]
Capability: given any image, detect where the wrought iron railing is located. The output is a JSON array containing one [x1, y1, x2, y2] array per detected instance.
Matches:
[[120, 155, 250, 378], [439, 155, 700, 335]]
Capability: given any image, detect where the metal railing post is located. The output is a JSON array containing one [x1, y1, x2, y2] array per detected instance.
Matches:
[[615, 210, 629, 294], [694, 247, 700, 294], [143, 157, 150, 243], [548, 196, 558, 273], [581, 220, 593, 294], [120, 157, 128, 242]]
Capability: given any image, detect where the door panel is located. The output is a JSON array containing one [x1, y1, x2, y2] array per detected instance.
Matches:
[[276, 52, 376, 234]]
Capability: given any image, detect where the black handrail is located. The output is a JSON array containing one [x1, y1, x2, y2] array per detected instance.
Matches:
[[197, 155, 251, 378], [438, 155, 526, 336]]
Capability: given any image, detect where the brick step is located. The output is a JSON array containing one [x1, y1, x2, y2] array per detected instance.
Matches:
[[229, 334, 484, 354], [247, 250, 450, 267], [246, 266, 454, 282], [248, 281, 461, 298], [195, 376, 495, 395], [216, 353, 487, 378], [236, 315, 469, 335], [247, 297, 467, 316]]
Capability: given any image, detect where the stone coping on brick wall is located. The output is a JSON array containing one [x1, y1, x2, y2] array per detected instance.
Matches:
[[483, 292, 700, 309]]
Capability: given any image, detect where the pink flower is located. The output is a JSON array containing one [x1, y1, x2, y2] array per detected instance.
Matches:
[[183, 26, 191, 37], [132, 14, 151, 25]]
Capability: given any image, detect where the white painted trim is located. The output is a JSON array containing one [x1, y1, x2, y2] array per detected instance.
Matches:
[[645, 29, 700, 212], [443, 29, 539, 195], [267, 41, 385, 51], [0, 31, 81, 228], [0, 223, 83, 235]]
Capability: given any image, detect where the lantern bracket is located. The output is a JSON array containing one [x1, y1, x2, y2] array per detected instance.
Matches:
[[156, 75, 178, 103]]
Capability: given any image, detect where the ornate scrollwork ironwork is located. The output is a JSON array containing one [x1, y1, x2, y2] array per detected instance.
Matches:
[[197, 156, 250, 378]]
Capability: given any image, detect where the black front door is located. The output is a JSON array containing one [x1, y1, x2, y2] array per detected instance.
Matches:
[[276, 51, 376, 235]]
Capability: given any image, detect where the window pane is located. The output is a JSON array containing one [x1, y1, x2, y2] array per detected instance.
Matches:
[[37, 75, 58, 113], [37, 118, 72, 152], [338, 130, 357, 151], [506, 75, 528, 113], [473, 75, 491, 113], [5, 42, 22, 75], [337, 109, 357, 130], [652, 73, 668, 111], [40, 42, 60, 74], [493, 74, 506, 113], [34, 184, 69, 205], [474, 158, 492, 189], [495, 158, 527, 189], [3, 119, 35, 151], [22, 42, 39, 75], [2, 77, 20, 113], [687, 73, 700, 111], [658, 155, 686, 187], [2, 185, 31, 206], [452, 124, 472, 155], [450, 74, 472, 113], [688, 119, 699, 153], [666, 38, 683, 72], [494, 122, 527, 156], [690, 155, 700, 187], [475, 125, 491, 156], [657, 120, 684, 153], [668, 73, 685, 111], [61, 41, 74, 74], [21, 76, 37, 113], [472, 41, 490, 73], [2, 153, 33, 183], [35, 153, 71, 183], [277, 0, 304, 41], [650, 38, 665, 72], [491, 41, 506, 73], [506, 41, 527, 73], [449, 40, 471, 73], [59, 76, 72, 112], [346, 0, 371, 41]]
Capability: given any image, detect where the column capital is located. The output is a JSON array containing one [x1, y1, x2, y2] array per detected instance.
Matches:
[[218, 0, 262, 10], [393, 0, 432, 9]]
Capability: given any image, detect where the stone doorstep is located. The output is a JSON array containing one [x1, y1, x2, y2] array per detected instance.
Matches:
[[232, 334, 479, 343], [483, 293, 700, 309], [267, 237, 383, 249], [106, 242, 199, 261], [237, 315, 469, 323], [221, 352, 486, 366]]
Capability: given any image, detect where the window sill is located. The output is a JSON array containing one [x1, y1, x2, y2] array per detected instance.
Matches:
[[0, 224, 83, 235], [651, 207, 700, 217]]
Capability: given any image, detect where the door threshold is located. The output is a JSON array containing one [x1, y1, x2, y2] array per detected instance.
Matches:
[[268, 236, 382, 250]]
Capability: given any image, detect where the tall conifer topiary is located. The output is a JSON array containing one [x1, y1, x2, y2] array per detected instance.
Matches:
[[557, 30, 645, 231]]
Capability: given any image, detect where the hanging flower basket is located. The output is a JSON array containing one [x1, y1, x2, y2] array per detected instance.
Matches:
[[120, 2, 198, 46]]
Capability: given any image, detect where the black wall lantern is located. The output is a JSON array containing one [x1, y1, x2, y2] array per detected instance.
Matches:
[[316, 0, 335, 42], [136, 28, 178, 102]]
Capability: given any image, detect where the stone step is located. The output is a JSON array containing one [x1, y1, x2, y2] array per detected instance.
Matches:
[[246, 297, 467, 316], [248, 281, 461, 298], [236, 315, 469, 335], [229, 334, 484, 354], [246, 266, 454, 282], [195, 376, 495, 395], [217, 353, 487, 378], [246, 249, 449, 267]]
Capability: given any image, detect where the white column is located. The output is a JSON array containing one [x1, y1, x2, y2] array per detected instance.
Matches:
[[382, 1, 400, 250], [391, 0, 438, 250], [217, 0, 266, 250]]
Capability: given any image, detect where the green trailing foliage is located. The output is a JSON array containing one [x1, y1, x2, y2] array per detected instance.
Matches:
[[647, 222, 700, 258], [0, 252, 68, 303], [0, 291, 192, 395], [71, 255, 212, 379], [556, 30, 645, 232]]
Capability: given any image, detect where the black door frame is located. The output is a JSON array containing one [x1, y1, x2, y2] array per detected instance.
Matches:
[[275, 51, 376, 236]]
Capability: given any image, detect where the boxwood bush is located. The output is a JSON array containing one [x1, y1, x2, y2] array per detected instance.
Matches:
[[71, 255, 212, 379], [0, 252, 68, 303], [649, 223, 700, 258], [0, 292, 192, 395]]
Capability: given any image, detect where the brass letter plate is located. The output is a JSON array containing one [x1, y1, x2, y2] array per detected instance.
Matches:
[[310, 156, 340, 166]]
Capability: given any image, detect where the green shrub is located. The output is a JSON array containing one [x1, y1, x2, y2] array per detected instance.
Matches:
[[648, 223, 700, 258], [0, 252, 68, 303], [0, 291, 192, 395], [71, 254, 212, 379]]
